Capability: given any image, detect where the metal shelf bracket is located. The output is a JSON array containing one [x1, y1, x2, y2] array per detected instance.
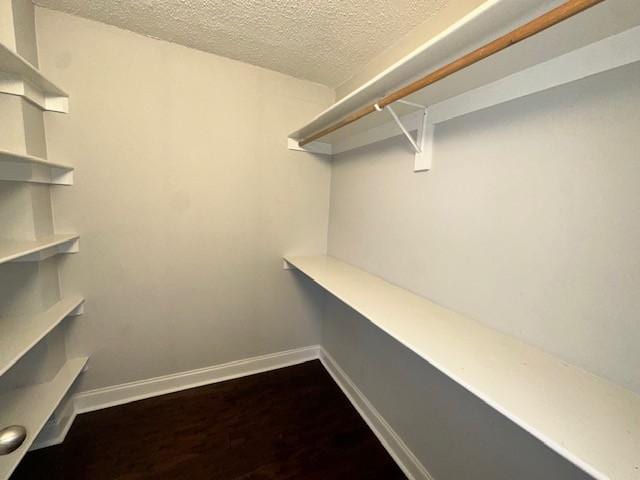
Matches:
[[375, 102, 433, 172]]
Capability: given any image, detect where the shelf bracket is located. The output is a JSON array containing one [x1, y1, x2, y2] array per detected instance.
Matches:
[[13, 237, 80, 263], [375, 103, 433, 172], [0, 159, 74, 185], [287, 138, 332, 156], [69, 300, 85, 316], [0, 73, 69, 113]]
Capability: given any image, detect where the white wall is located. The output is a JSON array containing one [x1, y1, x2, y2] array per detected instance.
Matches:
[[30, 6, 639, 479], [323, 297, 590, 480], [324, 63, 640, 478], [34, 8, 334, 392]]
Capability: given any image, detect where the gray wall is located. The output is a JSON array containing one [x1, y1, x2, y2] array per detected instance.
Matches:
[[35, 8, 334, 392], [324, 62, 640, 478]]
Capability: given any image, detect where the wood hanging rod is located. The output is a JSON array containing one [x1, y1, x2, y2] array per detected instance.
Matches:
[[299, 0, 605, 147]]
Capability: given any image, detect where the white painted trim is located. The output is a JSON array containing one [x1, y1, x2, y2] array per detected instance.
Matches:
[[291, 0, 640, 142], [0, 73, 69, 113], [287, 137, 332, 155], [0, 161, 74, 185], [32, 346, 321, 449], [329, 26, 640, 157], [0, 234, 80, 265], [0, 40, 69, 113], [31, 345, 432, 480], [74, 345, 321, 414], [428, 24, 640, 125], [14, 237, 80, 262], [319, 349, 434, 480], [289, 0, 517, 139]]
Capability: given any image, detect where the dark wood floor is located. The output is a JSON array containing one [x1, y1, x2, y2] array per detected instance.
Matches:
[[12, 360, 406, 480]]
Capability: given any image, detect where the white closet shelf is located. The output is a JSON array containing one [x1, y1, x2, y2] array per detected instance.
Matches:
[[0, 357, 87, 479], [0, 42, 68, 113], [0, 234, 80, 265], [283, 255, 640, 480], [0, 149, 74, 185], [288, 0, 640, 156], [0, 295, 84, 377]]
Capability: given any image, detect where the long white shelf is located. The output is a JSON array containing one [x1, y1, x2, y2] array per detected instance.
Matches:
[[0, 295, 84, 377], [0, 357, 87, 479], [0, 234, 79, 265], [0, 42, 68, 113], [289, 0, 640, 153], [0, 150, 74, 185], [284, 255, 640, 480]]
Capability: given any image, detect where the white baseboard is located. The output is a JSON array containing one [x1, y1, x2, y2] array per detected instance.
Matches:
[[32, 345, 319, 449], [319, 349, 434, 480], [73, 345, 321, 414], [32, 345, 432, 480]]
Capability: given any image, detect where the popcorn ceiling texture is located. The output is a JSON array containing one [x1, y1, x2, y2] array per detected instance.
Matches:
[[33, 0, 447, 87]]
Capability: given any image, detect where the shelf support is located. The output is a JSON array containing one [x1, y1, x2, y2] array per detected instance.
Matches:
[[69, 301, 85, 316], [375, 103, 433, 172], [287, 138, 332, 156], [13, 237, 80, 263], [0, 160, 74, 185], [296, 0, 605, 147], [0, 73, 69, 113]]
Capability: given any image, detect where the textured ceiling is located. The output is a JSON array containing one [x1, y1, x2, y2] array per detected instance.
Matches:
[[33, 0, 448, 87]]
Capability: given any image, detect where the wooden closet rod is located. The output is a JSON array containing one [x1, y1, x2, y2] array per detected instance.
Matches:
[[299, 0, 604, 147]]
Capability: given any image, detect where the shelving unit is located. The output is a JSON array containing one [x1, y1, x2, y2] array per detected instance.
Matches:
[[0, 150, 74, 185], [0, 234, 79, 265], [0, 357, 88, 478], [0, 5, 86, 478], [284, 255, 640, 480], [0, 41, 68, 113], [288, 0, 640, 171], [0, 295, 84, 377]]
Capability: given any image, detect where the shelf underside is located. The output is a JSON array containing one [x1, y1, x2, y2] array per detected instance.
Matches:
[[0, 234, 79, 265], [290, 0, 640, 149], [0, 295, 84, 377], [0, 150, 73, 185], [284, 255, 640, 480], [0, 42, 68, 113], [0, 357, 87, 479]]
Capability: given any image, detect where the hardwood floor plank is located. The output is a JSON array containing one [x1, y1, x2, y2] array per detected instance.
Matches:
[[12, 360, 406, 479]]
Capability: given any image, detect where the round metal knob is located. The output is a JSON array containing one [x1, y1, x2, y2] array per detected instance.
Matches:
[[0, 425, 27, 455]]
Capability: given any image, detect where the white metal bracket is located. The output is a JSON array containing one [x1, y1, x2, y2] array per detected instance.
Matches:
[[376, 102, 433, 172]]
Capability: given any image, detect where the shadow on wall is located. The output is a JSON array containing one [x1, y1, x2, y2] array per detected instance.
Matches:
[[321, 295, 592, 480]]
